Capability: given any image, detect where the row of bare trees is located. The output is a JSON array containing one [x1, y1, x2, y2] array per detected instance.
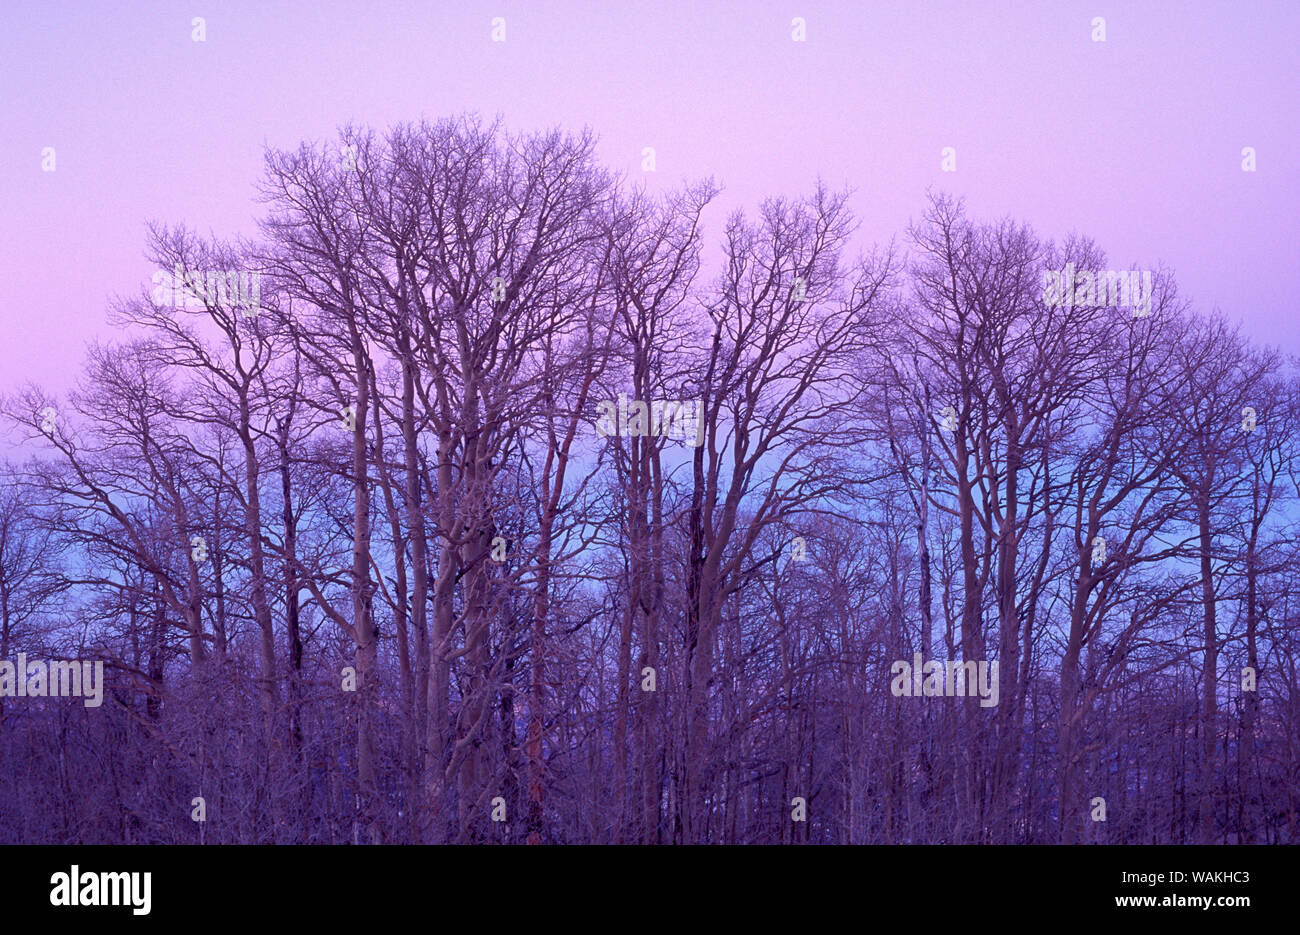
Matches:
[[2, 115, 1297, 843]]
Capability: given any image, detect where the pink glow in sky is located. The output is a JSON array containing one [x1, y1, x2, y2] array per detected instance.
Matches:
[[2, 0, 1297, 394]]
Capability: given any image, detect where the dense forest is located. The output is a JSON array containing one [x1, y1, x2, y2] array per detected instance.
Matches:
[[1, 115, 1296, 844]]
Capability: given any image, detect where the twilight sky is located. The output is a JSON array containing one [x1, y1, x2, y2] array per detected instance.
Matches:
[[1, 0, 1297, 396]]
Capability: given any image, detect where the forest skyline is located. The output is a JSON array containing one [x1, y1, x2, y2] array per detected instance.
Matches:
[[0, 116, 1296, 843]]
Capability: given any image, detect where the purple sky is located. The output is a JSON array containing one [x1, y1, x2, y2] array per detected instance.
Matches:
[[2, 0, 1297, 395]]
